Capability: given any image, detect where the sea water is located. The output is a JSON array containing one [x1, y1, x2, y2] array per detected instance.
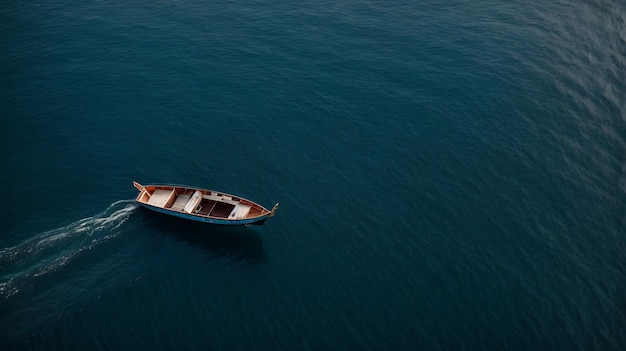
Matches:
[[1, 0, 625, 349]]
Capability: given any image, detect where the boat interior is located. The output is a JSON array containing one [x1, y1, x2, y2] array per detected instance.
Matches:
[[137, 186, 265, 219]]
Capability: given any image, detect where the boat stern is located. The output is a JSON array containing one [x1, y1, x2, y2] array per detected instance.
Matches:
[[133, 181, 143, 192]]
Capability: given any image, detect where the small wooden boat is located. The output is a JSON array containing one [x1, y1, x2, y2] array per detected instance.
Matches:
[[133, 181, 278, 226]]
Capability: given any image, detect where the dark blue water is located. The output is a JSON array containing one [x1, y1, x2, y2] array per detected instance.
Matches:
[[2, 0, 625, 349]]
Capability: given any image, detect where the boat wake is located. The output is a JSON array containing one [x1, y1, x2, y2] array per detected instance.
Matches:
[[0, 200, 138, 299]]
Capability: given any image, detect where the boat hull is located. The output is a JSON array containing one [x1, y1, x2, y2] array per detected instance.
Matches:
[[139, 203, 269, 226], [133, 181, 277, 226]]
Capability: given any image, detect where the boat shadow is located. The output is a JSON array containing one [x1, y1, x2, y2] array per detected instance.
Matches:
[[140, 210, 266, 264]]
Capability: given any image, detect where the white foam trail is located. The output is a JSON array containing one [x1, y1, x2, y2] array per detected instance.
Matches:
[[0, 200, 139, 298]]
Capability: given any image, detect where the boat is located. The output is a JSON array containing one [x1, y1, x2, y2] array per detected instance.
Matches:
[[133, 181, 278, 226]]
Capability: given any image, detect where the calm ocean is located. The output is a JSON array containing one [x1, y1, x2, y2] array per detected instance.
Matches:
[[1, 0, 625, 350]]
